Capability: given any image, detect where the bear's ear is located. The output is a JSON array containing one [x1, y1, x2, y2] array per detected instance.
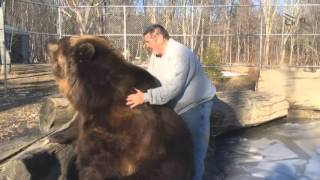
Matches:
[[74, 42, 95, 63], [47, 39, 59, 60]]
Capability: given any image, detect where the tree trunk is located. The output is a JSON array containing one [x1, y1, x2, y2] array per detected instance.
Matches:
[[246, 36, 250, 64], [236, 29, 241, 63], [262, 0, 279, 66], [224, 19, 231, 64], [200, 18, 204, 62], [289, 36, 295, 66], [151, 7, 156, 23], [164, 0, 175, 31]]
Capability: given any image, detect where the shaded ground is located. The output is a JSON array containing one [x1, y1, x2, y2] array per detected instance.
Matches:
[[206, 117, 320, 180], [0, 64, 57, 156], [0, 64, 56, 111]]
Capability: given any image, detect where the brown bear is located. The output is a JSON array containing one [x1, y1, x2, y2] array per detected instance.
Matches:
[[47, 35, 194, 180]]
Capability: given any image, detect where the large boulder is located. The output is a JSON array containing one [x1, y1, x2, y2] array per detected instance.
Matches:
[[0, 139, 75, 180], [257, 69, 320, 119], [211, 90, 289, 136]]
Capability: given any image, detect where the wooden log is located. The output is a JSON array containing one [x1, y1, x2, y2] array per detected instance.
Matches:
[[39, 96, 75, 133]]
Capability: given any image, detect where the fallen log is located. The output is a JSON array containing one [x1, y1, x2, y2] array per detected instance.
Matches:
[[39, 96, 75, 133]]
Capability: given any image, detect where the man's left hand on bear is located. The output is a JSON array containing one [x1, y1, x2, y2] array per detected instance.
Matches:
[[47, 35, 194, 180]]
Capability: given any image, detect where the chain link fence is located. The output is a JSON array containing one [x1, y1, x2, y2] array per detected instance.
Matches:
[[4, 1, 320, 68], [5, 1, 59, 63]]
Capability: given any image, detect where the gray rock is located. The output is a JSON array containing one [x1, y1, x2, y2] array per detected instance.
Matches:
[[0, 139, 75, 180], [257, 69, 320, 119], [211, 90, 289, 136]]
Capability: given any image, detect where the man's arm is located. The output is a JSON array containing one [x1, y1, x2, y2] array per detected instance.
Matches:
[[144, 53, 190, 105], [126, 88, 145, 108], [126, 52, 190, 108]]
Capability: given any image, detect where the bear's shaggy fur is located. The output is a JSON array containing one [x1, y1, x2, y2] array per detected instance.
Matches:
[[47, 35, 194, 180]]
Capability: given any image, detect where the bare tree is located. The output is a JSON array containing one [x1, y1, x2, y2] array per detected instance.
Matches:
[[58, 0, 102, 34], [261, 0, 279, 66], [4, 0, 320, 67]]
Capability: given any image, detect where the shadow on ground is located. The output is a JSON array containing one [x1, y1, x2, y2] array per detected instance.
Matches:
[[0, 64, 57, 112]]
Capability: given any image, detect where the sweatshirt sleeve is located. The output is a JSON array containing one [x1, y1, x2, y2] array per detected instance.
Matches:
[[144, 53, 190, 105]]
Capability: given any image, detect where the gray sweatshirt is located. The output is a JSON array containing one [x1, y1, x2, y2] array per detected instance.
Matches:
[[143, 38, 216, 115]]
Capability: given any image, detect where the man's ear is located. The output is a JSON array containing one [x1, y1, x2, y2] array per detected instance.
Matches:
[[153, 33, 163, 44], [74, 42, 95, 63]]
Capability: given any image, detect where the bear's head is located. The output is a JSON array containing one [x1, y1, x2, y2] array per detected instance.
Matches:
[[47, 35, 127, 113]]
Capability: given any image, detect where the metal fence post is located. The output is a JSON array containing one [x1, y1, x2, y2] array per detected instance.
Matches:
[[123, 6, 127, 60], [58, 6, 62, 38], [3, 40, 6, 96], [0, 0, 7, 96]]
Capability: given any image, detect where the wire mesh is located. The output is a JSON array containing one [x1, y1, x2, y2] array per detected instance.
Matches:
[[3, 2, 320, 67]]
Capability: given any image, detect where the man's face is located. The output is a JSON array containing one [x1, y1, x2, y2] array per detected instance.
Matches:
[[143, 32, 163, 56]]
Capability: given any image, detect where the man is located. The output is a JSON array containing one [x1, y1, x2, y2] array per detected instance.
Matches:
[[126, 24, 216, 180]]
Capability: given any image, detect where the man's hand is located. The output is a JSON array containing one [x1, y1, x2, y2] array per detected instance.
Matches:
[[126, 88, 144, 108]]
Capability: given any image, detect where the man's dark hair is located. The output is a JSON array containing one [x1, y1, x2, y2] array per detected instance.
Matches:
[[143, 24, 170, 40]]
